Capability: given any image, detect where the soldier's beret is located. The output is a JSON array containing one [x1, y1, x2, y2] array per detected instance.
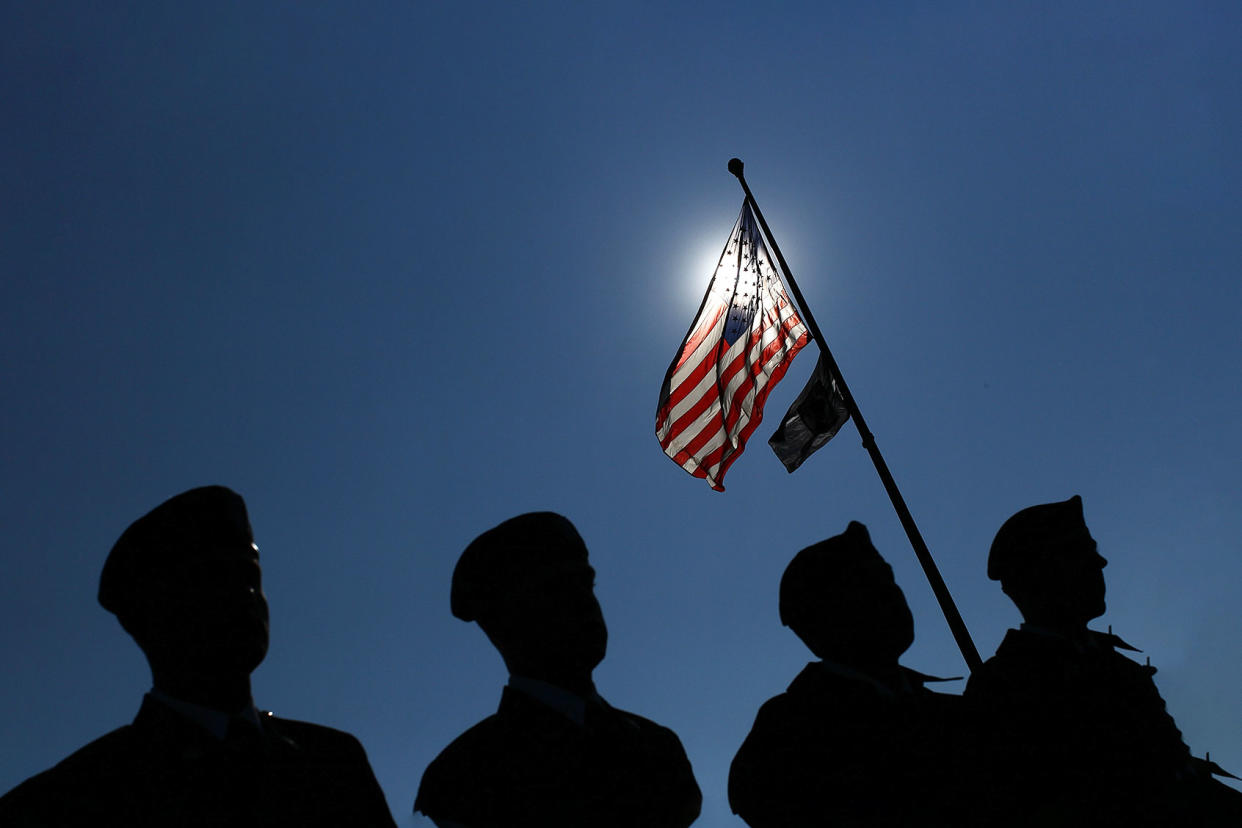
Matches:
[[779, 521, 877, 628], [987, 494, 1092, 581], [451, 512, 588, 622], [99, 485, 253, 618]]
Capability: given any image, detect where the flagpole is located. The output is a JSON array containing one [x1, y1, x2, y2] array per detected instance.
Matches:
[[728, 157, 983, 673]]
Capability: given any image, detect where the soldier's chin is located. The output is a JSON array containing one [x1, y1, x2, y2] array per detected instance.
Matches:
[[549, 634, 606, 674], [580, 639, 607, 672], [579, 625, 608, 668], [215, 623, 269, 673], [216, 639, 268, 674]]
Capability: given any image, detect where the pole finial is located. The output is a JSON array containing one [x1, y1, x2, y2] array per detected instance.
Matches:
[[727, 158, 744, 179]]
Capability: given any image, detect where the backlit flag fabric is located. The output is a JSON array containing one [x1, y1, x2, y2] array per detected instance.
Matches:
[[768, 354, 850, 473], [656, 202, 810, 491]]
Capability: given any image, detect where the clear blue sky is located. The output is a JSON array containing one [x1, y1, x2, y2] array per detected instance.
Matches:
[[3, 2, 1240, 823]]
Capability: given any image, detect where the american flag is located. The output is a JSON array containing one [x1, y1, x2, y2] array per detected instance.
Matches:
[[655, 202, 810, 491]]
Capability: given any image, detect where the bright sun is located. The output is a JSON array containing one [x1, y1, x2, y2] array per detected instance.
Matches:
[[678, 230, 730, 309]]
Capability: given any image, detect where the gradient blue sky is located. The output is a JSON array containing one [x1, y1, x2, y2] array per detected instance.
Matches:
[[3, 2, 1240, 823]]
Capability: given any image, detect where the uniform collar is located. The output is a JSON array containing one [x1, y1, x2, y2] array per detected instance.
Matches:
[[804, 660, 960, 699], [146, 687, 263, 741], [507, 675, 605, 726], [1017, 623, 1141, 653]]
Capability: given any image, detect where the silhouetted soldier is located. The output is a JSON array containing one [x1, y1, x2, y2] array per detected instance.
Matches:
[[729, 521, 964, 827], [414, 512, 702, 828], [965, 494, 1242, 826], [0, 486, 396, 827]]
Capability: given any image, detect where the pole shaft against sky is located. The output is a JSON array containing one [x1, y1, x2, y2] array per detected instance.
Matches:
[[727, 158, 983, 673]]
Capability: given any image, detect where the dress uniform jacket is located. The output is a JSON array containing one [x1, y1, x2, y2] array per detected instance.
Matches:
[[729, 661, 963, 828], [0, 695, 396, 827], [415, 685, 701, 828], [964, 627, 1194, 826]]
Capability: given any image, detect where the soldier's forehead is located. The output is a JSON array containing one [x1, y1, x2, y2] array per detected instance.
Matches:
[[1052, 535, 1098, 557], [516, 558, 594, 584]]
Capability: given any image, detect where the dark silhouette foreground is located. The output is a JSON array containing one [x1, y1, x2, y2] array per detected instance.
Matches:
[[0, 486, 395, 827], [729, 521, 965, 827], [966, 495, 1242, 826], [415, 511, 701, 828]]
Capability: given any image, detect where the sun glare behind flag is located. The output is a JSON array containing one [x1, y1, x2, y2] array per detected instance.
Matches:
[[655, 202, 810, 491]]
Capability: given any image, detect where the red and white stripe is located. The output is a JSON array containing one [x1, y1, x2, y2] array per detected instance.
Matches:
[[656, 234, 809, 491]]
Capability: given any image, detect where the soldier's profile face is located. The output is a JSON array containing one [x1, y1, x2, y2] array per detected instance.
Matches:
[[141, 536, 271, 675], [1058, 537, 1107, 619], [502, 557, 608, 673], [1017, 534, 1107, 624], [845, 555, 915, 657]]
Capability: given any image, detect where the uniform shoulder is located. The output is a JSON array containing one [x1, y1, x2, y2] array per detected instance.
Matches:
[[964, 630, 1050, 694], [601, 702, 698, 768], [0, 725, 135, 822], [751, 663, 860, 719], [261, 713, 388, 781], [8, 725, 136, 788], [415, 714, 507, 809], [426, 711, 508, 764], [262, 713, 395, 827], [605, 703, 682, 737], [415, 712, 516, 825], [747, 687, 807, 731], [600, 702, 702, 826], [262, 713, 366, 751]]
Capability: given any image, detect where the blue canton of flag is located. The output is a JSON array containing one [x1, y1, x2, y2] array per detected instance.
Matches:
[[721, 210, 762, 345]]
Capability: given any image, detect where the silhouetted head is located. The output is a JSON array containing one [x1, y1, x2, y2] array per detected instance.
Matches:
[[452, 512, 607, 688], [779, 522, 914, 667], [989, 495, 1107, 629], [100, 486, 269, 679]]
